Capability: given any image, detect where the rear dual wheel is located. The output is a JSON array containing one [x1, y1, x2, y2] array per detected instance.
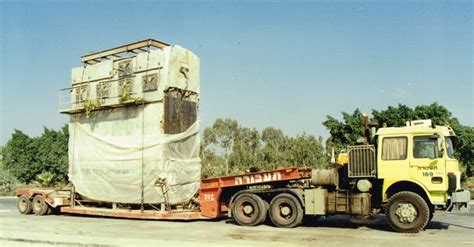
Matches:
[[17, 195, 33, 214], [269, 193, 303, 228], [232, 193, 267, 226], [32, 195, 51, 215]]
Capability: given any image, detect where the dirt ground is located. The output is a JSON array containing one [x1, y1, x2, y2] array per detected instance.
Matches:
[[0, 197, 473, 246]]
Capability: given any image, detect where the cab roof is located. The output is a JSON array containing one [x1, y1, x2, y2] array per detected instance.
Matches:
[[376, 125, 455, 137]]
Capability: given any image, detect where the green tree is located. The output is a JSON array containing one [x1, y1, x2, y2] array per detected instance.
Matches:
[[260, 127, 290, 168], [323, 109, 365, 153], [0, 148, 18, 195], [372, 104, 415, 127], [413, 103, 459, 127], [454, 126, 474, 177], [200, 146, 227, 178], [202, 118, 239, 175], [34, 126, 69, 184], [372, 103, 459, 128], [2, 126, 69, 185], [201, 118, 327, 177], [287, 134, 327, 168], [2, 130, 39, 183], [228, 127, 261, 173]]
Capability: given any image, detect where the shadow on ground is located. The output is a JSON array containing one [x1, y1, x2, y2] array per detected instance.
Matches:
[[225, 214, 452, 232], [44, 209, 474, 232]]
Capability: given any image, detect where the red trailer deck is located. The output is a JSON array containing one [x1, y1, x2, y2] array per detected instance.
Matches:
[[16, 167, 312, 220]]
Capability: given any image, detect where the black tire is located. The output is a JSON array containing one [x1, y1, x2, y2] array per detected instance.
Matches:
[[259, 200, 269, 225], [386, 191, 430, 233], [269, 193, 303, 228], [17, 195, 33, 215], [32, 195, 49, 216], [232, 193, 267, 226], [428, 207, 434, 223]]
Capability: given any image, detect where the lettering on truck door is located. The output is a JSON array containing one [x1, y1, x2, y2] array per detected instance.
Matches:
[[409, 135, 446, 191]]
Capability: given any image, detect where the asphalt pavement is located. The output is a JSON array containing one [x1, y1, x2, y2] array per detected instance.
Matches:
[[0, 197, 473, 246]]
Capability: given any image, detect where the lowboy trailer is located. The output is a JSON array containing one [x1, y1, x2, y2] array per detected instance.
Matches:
[[17, 167, 310, 221]]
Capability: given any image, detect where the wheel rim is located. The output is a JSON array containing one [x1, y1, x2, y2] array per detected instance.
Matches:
[[19, 199, 28, 212], [236, 199, 258, 222], [242, 203, 254, 216], [271, 199, 296, 223], [395, 203, 417, 223], [34, 199, 43, 212], [279, 203, 293, 218]]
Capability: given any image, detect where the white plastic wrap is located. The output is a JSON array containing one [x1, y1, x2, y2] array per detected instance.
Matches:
[[68, 103, 201, 204]]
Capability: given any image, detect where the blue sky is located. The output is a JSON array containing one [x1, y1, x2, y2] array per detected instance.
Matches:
[[0, 0, 472, 144]]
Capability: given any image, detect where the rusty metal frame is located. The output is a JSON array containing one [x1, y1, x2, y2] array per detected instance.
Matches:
[[81, 39, 170, 65], [60, 206, 205, 220], [16, 188, 71, 208]]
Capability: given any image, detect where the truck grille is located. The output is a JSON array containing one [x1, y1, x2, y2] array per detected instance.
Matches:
[[348, 145, 376, 178]]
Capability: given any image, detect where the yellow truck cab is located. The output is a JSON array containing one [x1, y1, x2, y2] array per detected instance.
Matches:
[[376, 120, 470, 219]]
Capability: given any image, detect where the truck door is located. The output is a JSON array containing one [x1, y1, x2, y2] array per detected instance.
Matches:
[[409, 135, 446, 191], [377, 136, 410, 181]]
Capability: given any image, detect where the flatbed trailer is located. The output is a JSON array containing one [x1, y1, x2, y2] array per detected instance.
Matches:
[[16, 167, 311, 221]]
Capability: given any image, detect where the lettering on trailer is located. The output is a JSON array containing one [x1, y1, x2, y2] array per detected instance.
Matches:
[[234, 172, 282, 185]]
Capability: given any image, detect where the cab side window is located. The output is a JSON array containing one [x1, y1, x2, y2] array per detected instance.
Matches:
[[382, 137, 407, 160], [413, 136, 438, 159]]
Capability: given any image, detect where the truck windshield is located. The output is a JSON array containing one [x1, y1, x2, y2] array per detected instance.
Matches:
[[445, 137, 455, 158]]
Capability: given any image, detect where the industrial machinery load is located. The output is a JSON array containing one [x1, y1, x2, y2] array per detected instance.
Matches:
[[62, 39, 201, 205]]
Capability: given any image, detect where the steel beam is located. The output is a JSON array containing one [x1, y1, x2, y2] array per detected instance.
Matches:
[[81, 39, 169, 64]]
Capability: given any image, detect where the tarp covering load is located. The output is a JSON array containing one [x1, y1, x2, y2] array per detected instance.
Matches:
[[63, 40, 201, 204], [68, 104, 200, 204]]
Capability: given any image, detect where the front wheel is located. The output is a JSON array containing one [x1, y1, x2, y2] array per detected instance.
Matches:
[[386, 191, 430, 233]]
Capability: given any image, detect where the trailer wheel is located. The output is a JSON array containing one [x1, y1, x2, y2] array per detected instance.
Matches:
[[269, 193, 303, 228], [386, 191, 430, 233], [259, 200, 269, 224], [232, 193, 267, 226], [32, 195, 50, 216], [17, 195, 33, 214]]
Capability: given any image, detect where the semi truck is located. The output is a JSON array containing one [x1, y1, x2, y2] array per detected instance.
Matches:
[[16, 39, 470, 233]]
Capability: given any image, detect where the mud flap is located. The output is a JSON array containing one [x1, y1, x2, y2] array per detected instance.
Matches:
[[446, 190, 471, 213]]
